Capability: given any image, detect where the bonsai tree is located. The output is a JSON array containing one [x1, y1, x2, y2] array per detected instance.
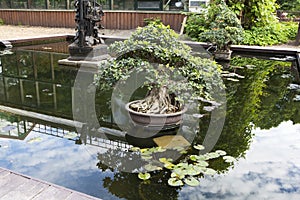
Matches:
[[186, 0, 244, 51], [95, 23, 224, 114]]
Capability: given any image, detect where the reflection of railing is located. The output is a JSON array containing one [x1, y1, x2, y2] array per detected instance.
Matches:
[[32, 119, 131, 150], [0, 105, 130, 150], [0, 117, 34, 140]]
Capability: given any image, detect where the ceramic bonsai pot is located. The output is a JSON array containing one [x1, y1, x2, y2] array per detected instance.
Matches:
[[125, 100, 187, 127]]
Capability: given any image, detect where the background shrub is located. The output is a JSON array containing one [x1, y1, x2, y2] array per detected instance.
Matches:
[[242, 22, 298, 46]]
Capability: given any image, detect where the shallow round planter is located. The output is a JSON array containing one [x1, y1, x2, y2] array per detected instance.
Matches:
[[125, 100, 187, 127], [214, 50, 232, 61]]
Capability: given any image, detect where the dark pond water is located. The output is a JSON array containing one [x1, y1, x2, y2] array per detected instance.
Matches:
[[0, 43, 300, 200]]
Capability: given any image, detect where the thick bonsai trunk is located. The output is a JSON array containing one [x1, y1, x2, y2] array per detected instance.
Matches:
[[129, 86, 180, 114]]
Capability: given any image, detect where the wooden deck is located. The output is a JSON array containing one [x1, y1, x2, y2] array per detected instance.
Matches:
[[0, 167, 101, 200]]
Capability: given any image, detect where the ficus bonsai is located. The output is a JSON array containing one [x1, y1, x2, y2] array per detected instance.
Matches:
[[95, 23, 224, 114]]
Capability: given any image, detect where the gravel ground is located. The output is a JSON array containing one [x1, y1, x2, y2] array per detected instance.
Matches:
[[0, 24, 299, 50], [0, 25, 134, 40]]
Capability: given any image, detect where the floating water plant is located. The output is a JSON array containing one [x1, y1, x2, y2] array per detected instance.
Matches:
[[138, 172, 151, 180], [63, 132, 78, 139], [134, 143, 236, 187], [193, 144, 205, 150], [184, 176, 200, 186], [26, 137, 42, 144], [223, 155, 237, 163], [168, 177, 184, 186]]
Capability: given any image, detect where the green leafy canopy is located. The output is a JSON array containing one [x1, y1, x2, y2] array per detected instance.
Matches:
[[95, 23, 224, 102]]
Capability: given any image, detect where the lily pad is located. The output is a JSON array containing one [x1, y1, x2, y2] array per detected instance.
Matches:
[[204, 152, 220, 159], [180, 150, 188, 154], [192, 113, 205, 119], [176, 162, 189, 168], [185, 166, 202, 176], [140, 148, 149, 153], [192, 165, 206, 174], [164, 162, 175, 169], [215, 150, 227, 156], [190, 155, 207, 162], [159, 157, 173, 163], [193, 144, 205, 150], [172, 169, 186, 179], [141, 150, 152, 156], [190, 155, 200, 161], [153, 146, 166, 153], [196, 160, 209, 167], [203, 168, 217, 175], [63, 132, 78, 139], [168, 178, 184, 187], [26, 137, 42, 144], [293, 95, 300, 102], [141, 155, 152, 160], [144, 164, 162, 171], [130, 147, 140, 152], [138, 172, 151, 180], [223, 156, 236, 163], [184, 176, 200, 187]]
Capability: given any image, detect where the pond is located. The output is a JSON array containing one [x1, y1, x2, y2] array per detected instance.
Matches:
[[0, 42, 300, 200]]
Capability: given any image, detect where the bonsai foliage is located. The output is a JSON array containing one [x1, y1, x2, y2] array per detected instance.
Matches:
[[95, 23, 224, 114], [185, 0, 244, 50]]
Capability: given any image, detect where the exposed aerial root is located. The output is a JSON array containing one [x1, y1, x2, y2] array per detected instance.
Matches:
[[129, 86, 180, 114]]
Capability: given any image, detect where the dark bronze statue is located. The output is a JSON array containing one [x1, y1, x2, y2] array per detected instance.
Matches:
[[69, 0, 107, 61], [74, 0, 104, 47]]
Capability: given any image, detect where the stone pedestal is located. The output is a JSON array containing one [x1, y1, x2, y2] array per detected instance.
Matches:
[[58, 43, 111, 69], [68, 43, 110, 61]]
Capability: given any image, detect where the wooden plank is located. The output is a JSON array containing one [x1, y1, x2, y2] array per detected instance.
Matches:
[[0, 173, 30, 196], [0, 170, 10, 178], [0, 167, 101, 200], [65, 193, 99, 200], [32, 185, 72, 200], [0, 180, 48, 200]]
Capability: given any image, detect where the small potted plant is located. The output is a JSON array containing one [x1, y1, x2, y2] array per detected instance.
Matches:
[[186, 0, 244, 60], [95, 22, 224, 134]]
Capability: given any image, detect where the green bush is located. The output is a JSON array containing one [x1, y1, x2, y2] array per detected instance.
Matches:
[[0, 18, 4, 25], [242, 22, 298, 46], [185, 13, 208, 40], [277, 0, 300, 11], [185, 0, 244, 50]]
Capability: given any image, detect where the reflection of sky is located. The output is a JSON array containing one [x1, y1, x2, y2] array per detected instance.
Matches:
[[0, 130, 121, 200], [1, 120, 300, 200], [179, 121, 300, 200]]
